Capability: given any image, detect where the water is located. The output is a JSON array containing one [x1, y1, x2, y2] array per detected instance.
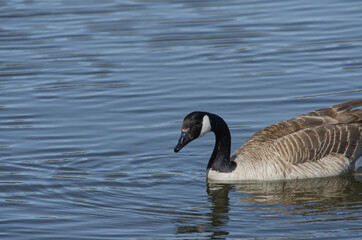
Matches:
[[1, 0, 362, 239]]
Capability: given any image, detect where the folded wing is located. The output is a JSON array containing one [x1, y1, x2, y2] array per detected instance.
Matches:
[[236, 99, 362, 165]]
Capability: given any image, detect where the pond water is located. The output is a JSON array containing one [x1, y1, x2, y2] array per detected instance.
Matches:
[[1, 0, 362, 239]]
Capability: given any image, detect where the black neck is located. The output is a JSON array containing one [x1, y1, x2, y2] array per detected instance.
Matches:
[[206, 114, 236, 172]]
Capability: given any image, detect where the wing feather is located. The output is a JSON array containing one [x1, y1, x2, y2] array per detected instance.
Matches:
[[273, 124, 361, 164], [236, 99, 362, 164]]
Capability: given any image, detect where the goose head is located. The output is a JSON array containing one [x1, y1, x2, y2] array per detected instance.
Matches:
[[174, 112, 211, 153]]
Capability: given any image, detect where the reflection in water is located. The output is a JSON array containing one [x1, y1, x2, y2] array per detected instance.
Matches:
[[233, 175, 362, 225], [176, 175, 362, 238], [206, 184, 233, 238], [234, 175, 362, 205], [175, 184, 233, 238]]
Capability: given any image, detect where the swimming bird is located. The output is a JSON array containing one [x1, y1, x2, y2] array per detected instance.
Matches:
[[174, 99, 362, 181]]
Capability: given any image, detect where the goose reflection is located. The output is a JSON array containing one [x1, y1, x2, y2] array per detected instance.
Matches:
[[175, 184, 233, 238], [233, 175, 361, 206], [175, 174, 361, 238], [209, 174, 362, 219]]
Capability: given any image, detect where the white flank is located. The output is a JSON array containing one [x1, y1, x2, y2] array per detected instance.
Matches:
[[206, 154, 353, 182], [198, 115, 211, 138]]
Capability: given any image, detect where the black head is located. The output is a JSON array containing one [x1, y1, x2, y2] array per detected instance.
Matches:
[[174, 112, 212, 153]]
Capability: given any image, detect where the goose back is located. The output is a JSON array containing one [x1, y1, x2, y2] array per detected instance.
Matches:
[[229, 99, 362, 180]]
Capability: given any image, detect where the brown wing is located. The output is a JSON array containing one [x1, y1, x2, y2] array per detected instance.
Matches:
[[272, 123, 361, 164], [235, 99, 362, 163]]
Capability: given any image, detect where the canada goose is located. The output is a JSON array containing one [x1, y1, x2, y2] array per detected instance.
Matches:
[[174, 99, 362, 181]]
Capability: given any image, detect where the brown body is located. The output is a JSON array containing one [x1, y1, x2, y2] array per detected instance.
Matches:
[[209, 99, 362, 181]]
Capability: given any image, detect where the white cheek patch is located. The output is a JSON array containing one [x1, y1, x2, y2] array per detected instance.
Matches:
[[198, 115, 211, 138]]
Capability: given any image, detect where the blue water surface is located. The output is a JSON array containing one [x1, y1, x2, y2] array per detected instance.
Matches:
[[1, 0, 362, 239]]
